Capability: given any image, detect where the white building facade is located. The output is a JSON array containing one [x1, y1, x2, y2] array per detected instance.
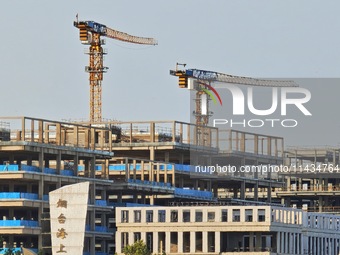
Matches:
[[116, 205, 340, 255]]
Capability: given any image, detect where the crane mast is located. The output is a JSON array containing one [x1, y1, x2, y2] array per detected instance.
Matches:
[[74, 20, 157, 123]]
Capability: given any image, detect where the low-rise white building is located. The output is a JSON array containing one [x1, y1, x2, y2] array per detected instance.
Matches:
[[116, 205, 340, 255]]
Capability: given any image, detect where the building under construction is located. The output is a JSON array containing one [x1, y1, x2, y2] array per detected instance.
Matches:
[[0, 116, 339, 255]]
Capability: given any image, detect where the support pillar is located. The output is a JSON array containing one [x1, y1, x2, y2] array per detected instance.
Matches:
[[178, 232, 183, 253], [190, 232, 195, 253], [202, 232, 208, 253], [165, 232, 171, 254], [215, 231, 220, 253], [276, 232, 280, 253], [256, 232, 261, 252], [240, 181, 246, 200], [116, 232, 121, 254], [153, 232, 158, 254]]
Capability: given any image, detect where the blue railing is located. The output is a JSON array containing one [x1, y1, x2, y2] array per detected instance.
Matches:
[[127, 179, 172, 188], [20, 193, 39, 200], [0, 164, 76, 176], [157, 164, 173, 170], [43, 194, 49, 201], [0, 220, 39, 227], [0, 248, 22, 255], [174, 187, 213, 199], [109, 202, 155, 207], [95, 200, 108, 206], [108, 164, 125, 171], [0, 192, 39, 200], [61, 170, 74, 176], [0, 164, 19, 171], [0, 163, 198, 174], [22, 164, 40, 172], [85, 225, 110, 233], [109, 163, 173, 171], [44, 168, 57, 174], [175, 164, 197, 172]]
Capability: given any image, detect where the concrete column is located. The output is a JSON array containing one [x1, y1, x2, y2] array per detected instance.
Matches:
[[194, 179, 199, 190], [117, 191, 123, 203], [153, 232, 158, 254], [165, 232, 171, 254], [202, 232, 208, 253], [299, 234, 302, 255], [56, 150, 61, 175], [141, 232, 146, 245], [281, 232, 285, 253], [116, 232, 121, 253], [298, 178, 302, 191], [128, 231, 134, 244], [178, 232, 183, 253], [254, 181, 259, 201], [276, 232, 280, 253], [90, 157, 96, 178], [150, 147, 155, 161], [164, 151, 169, 163], [311, 237, 314, 255], [256, 232, 261, 251], [315, 236, 318, 255], [39, 149, 44, 172], [267, 181, 272, 203], [215, 232, 220, 253], [321, 237, 324, 255], [285, 232, 288, 253], [292, 233, 295, 253], [190, 232, 196, 253], [141, 194, 146, 204], [133, 193, 138, 203], [240, 181, 246, 200], [90, 235, 95, 255], [249, 232, 254, 252]]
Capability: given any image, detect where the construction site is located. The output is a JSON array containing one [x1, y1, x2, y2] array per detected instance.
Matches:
[[0, 17, 339, 255]]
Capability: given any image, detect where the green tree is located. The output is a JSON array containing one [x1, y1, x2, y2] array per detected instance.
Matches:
[[122, 240, 150, 255]]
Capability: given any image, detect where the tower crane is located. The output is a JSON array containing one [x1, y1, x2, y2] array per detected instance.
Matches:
[[170, 64, 299, 127], [74, 19, 157, 123]]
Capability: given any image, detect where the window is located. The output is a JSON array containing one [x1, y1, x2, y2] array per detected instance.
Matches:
[[258, 209, 265, 222], [208, 212, 215, 222], [195, 210, 203, 222], [134, 232, 141, 242], [134, 210, 141, 223], [158, 210, 166, 222], [121, 210, 129, 223], [146, 232, 153, 251], [146, 210, 153, 223], [122, 232, 128, 249], [232, 209, 240, 222], [245, 209, 253, 222], [221, 209, 228, 222], [183, 210, 190, 222], [171, 210, 178, 222]]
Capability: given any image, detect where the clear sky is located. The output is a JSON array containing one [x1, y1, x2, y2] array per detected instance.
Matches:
[[0, 1, 339, 129]]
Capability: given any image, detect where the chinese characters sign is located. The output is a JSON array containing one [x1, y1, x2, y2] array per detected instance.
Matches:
[[49, 182, 89, 255]]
